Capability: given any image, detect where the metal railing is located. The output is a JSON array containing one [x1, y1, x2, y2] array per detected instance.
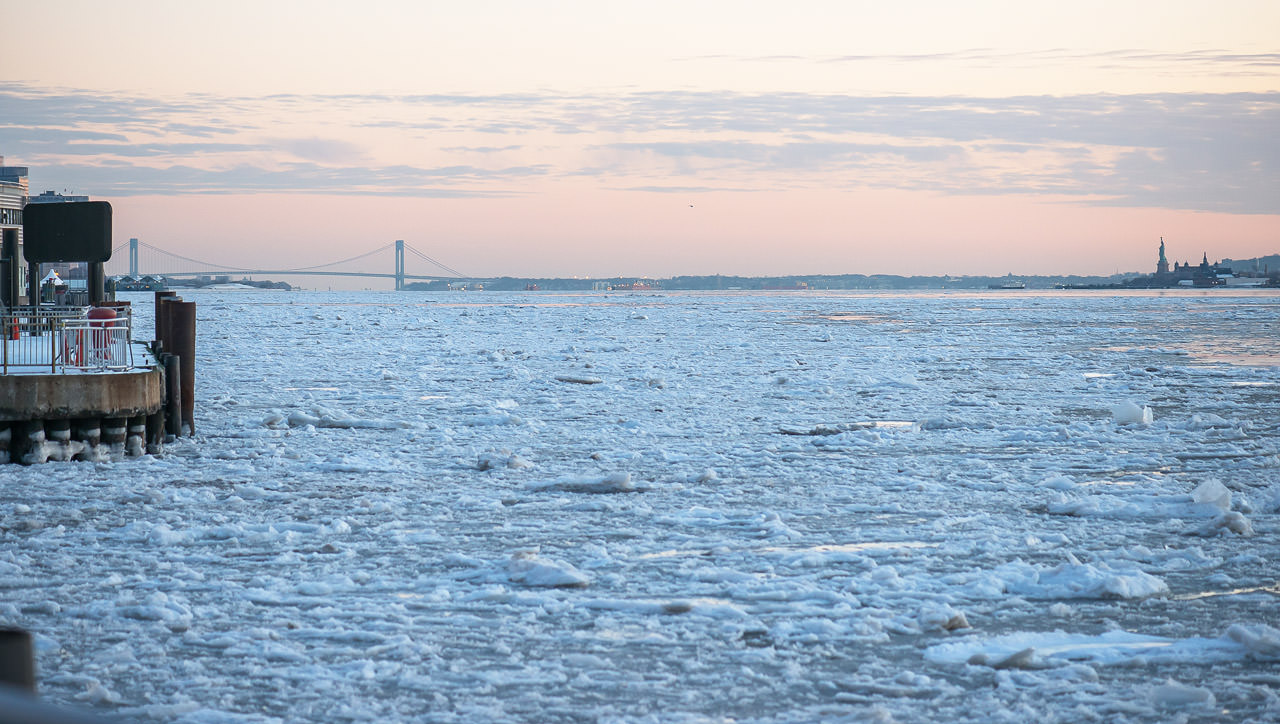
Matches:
[[1, 306, 134, 374]]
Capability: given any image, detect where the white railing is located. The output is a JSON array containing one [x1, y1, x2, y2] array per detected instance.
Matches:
[[1, 306, 134, 374]]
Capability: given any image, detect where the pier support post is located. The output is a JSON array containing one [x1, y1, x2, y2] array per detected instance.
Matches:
[[171, 301, 196, 435], [164, 354, 182, 438], [102, 417, 126, 449], [1, 228, 18, 308], [88, 262, 105, 306], [127, 415, 146, 456], [155, 290, 176, 347], [11, 421, 38, 465], [72, 418, 101, 461], [0, 628, 35, 692], [145, 411, 164, 454], [46, 419, 70, 461], [72, 418, 101, 448], [27, 261, 39, 311]]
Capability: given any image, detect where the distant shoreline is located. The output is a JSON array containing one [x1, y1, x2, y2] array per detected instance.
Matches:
[[403, 272, 1279, 292]]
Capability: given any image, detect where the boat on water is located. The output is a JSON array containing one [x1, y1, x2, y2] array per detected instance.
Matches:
[[989, 280, 1026, 289]]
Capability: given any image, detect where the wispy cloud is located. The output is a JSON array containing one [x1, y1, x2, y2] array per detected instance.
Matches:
[[31, 161, 541, 197], [677, 48, 1280, 72], [3, 83, 1277, 213]]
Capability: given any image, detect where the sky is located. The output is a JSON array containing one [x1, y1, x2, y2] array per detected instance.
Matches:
[[3, 0, 1279, 284]]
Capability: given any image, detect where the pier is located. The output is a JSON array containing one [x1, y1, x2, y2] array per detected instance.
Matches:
[[1, 202, 195, 464]]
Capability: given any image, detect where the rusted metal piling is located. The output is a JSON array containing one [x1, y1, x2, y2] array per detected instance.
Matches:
[[154, 290, 196, 437]]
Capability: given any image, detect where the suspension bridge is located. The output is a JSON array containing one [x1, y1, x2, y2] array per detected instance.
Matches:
[[102, 239, 468, 290]]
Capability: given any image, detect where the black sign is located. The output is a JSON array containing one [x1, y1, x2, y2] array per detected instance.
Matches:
[[23, 201, 112, 263]]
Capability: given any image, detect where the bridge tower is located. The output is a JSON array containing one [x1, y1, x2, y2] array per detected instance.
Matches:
[[394, 239, 405, 291], [129, 238, 139, 277]]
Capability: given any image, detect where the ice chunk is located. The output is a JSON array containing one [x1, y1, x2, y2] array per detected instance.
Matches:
[[525, 472, 639, 494], [555, 375, 603, 385], [507, 551, 589, 588], [286, 407, 415, 430], [1112, 401, 1153, 425], [1002, 559, 1168, 599], [1038, 474, 1077, 491], [917, 603, 970, 632], [1191, 480, 1232, 511], [1149, 679, 1215, 709], [1194, 511, 1253, 537], [990, 647, 1039, 670], [477, 451, 534, 471], [287, 411, 321, 428], [1225, 623, 1280, 660], [928, 629, 1244, 668]]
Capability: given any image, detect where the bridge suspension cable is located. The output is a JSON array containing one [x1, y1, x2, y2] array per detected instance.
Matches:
[[279, 243, 397, 272], [138, 242, 248, 272], [404, 244, 467, 279]]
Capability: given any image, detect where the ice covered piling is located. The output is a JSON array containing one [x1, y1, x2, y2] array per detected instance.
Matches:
[[1112, 401, 1153, 425]]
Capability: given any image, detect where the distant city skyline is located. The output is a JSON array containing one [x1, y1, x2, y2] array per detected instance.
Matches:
[[3, 1, 1278, 287]]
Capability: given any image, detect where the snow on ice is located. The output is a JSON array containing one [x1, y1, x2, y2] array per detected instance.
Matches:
[[2, 289, 1279, 723]]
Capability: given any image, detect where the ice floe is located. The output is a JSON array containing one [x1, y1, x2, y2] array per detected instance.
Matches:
[[4, 289, 1278, 723]]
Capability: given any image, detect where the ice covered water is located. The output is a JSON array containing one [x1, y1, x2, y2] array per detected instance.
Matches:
[[2, 289, 1278, 722]]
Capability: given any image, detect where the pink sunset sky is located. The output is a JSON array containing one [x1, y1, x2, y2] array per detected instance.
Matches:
[[4, 0, 1278, 285]]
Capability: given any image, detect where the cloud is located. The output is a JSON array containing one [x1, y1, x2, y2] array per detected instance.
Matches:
[[677, 48, 1280, 72], [31, 161, 543, 197], [2, 83, 1277, 213], [600, 140, 963, 168], [271, 138, 367, 164]]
